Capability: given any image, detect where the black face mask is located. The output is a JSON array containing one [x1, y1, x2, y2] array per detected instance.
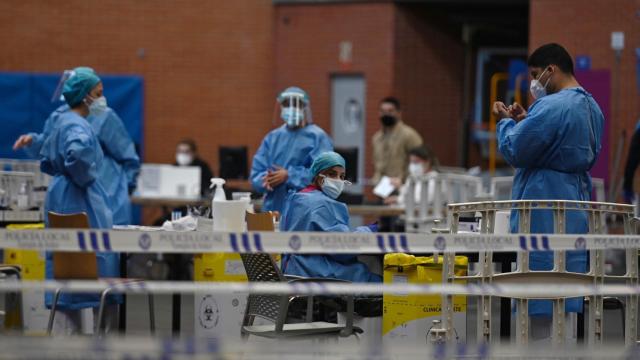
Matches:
[[381, 115, 397, 127]]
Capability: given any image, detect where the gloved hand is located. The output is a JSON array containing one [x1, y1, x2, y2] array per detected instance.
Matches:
[[367, 222, 379, 232], [623, 189, 635, 204]]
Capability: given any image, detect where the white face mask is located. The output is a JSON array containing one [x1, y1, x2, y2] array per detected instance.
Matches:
[[87, 96, 108, 116], [176, 153, 193, 166], [408, 163, 424, 177], [529, 68, 551, 100], [319, 175, 348, 199]]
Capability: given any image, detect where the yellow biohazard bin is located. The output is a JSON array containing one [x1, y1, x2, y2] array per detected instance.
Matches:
[[383, 253, 468, 344]]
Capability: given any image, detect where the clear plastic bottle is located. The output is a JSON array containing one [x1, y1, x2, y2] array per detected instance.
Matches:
[[17, 182, 29, 210], [209, 178, 226, 232]]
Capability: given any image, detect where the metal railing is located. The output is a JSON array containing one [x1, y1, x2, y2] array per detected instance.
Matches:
[[405, 173, 483, 233], [439, 200, 637, 346]]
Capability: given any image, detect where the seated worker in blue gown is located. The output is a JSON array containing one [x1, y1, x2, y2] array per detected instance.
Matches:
[[38, 68, 120, 333], [280, 151, 382, 283], [493, 43, 604, 340]]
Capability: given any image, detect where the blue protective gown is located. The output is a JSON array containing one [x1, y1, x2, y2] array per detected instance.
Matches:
[[280, 188, 382, 283], [40, 110, 120, 309], [27, 105, 140, 225], [250, 124, 333, 213], [497, 87, 604, 316]]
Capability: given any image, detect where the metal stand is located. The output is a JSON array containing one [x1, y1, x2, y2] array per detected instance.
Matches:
[[441, 200, 636, 347]]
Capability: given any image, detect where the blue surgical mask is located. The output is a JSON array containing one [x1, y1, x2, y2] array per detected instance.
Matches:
[[88, 96, 108, 116], [281, 106, 304, 127], [320, 175, 348, 199]]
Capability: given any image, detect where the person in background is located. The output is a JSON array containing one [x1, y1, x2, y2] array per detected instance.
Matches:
[[623, 120, 640, 204], [152, 138, 214, 226], [371, 97, 423, 185], [493, 43, 603, 341], [148, 139, 214, 281], [38, 68, 119, 334], [384, 145, 440, 206], [175, 138, 214, 197], [280, 151, 381, 283], [14, 66, 140, 225], [250, 87, 333, 213]]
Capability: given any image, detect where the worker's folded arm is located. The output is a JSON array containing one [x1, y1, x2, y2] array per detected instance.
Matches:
[[249, 137, 271, 193], [497, 101, 554, 168], [63, 126, 99, 188]]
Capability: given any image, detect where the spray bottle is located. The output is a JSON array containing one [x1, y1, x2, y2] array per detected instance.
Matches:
[[209, 178, 226, 231], [210, 178, 226, 203]]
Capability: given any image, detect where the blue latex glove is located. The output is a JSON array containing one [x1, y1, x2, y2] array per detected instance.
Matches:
[[367, 222, 379, 232], [623, 189, 635, 204]]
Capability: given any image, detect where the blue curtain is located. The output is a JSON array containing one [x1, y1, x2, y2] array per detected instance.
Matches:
[[0, 71, 144, 159]]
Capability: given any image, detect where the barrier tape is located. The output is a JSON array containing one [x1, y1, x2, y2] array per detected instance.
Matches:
[[0, 279, 639, 298], [0, 229, 639, 253], [0, 335, 637, 359]]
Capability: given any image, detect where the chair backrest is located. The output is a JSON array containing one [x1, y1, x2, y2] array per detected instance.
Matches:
[[47, 212, 98, 280], [246, 211, 276, 231], [48, 212, 90, 228], [442, 173, 483, 204], [489, 176, 514, 201], [239, 252, 286, 323], [242, 211, 287, 322]]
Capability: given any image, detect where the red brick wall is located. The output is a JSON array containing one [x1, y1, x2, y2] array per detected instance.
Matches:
[[0, 0, 275, 170], [393, 5, 464, 166], [530, 0, 640, 189], [274, 2, 396, 180]]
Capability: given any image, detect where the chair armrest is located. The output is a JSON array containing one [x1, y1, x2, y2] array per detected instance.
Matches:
[[0, 265, 22, 279], [283, 274, 305, 281], [285, 277, 356, 336], [287, 277, 351, 284]]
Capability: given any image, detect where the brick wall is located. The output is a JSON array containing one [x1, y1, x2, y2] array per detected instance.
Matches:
[[530, 0, 640, 188], [393, 5, 464, 166], [4, 0, 636, 209], [274, 2, 395, 180], [0, 0, 275, 171]]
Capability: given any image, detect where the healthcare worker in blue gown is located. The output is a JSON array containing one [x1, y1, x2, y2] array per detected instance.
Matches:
[[493, 43, 604, 340], [250, 87, 333, 214], [38, 69, 120, 334], [13, 67, 140, 225], [280, 151, 382, 283]]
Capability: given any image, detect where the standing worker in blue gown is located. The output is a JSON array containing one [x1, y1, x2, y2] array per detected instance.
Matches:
[[622, 120, 640, 205], [493, 43, 604, 340], [38, 69, 120, 333], [13, 67, 140, 225], [280, 151, 381, 283], [250, 87, 333, 213]]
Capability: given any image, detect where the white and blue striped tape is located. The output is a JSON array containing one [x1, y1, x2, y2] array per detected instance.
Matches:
[[77, 231, 112, 251], [0, 229, 639, 253]]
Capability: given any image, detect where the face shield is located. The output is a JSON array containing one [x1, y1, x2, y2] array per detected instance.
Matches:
[[273, 87, 313, 128], [50, 69, 76, 103], [50, 67, 97, 103]]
